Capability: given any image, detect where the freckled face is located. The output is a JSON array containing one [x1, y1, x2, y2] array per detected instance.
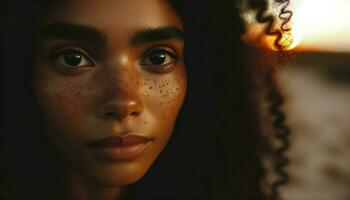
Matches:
[[33, 0, 186, 186]]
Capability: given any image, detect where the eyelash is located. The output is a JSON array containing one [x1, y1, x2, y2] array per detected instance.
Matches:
[[51, 47, 94, 64], [140, 46, 178, 74], [48, 46, 179, 75]]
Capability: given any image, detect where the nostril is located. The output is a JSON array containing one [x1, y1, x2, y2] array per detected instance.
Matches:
[[103, 111, 139, 119], [99, 100, 143, 119], [105, 112, 115, 118], [130, 111, 139, 117]]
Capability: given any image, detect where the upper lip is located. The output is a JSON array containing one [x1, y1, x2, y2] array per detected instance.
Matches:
[[86, 134, 153, 149]]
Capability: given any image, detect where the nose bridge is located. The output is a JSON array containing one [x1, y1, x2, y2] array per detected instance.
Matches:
[[104, 66, 137, 97], [96, 58, 143, 120]]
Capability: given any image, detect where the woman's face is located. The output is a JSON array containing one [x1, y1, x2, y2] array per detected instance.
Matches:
[[33, 0, 186, 186]]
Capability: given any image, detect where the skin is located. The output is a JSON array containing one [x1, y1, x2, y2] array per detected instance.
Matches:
[[33, 0, 186, 199]]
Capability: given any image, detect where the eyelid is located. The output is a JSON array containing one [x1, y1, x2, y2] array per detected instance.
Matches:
[[50, 46, 95, 63], [140, 47, 177, 67], [139, 46, 178, 74], [141, 45, 178, 61], [47, 46, 96, 76]]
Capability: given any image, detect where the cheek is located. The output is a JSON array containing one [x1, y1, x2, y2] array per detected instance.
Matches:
[[140, 72, 186, 126], [34, 72, 92, 126]]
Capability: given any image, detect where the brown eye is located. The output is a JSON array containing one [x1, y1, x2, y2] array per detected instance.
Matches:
[[140, 48, 177, 73], [147, 49, 167, 65], [54, 49, 94, 68]]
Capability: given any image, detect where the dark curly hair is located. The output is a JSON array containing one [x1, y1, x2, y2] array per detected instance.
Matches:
[[142, 0, 292, 199], [249, 0, 292, 199]]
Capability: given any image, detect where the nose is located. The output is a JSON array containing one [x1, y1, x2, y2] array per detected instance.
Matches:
[[99, 98, 143, 120], [96, 61, 144, 121]]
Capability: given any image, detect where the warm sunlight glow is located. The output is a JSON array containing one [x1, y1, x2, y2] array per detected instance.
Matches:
[[242, 0, 350, 52], [289, 31, 302, 50], [280, 31, 302, 51], [265, 31, 302, 51], [292, 0, 350, 52]]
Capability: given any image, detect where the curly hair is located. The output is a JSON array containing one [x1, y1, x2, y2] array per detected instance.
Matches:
[[171, 0, 292, 199], [249, 0, 292, 199], [249, 0, 293, 51]]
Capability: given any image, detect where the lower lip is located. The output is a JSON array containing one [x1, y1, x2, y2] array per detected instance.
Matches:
[[92, 142, 151, 162]]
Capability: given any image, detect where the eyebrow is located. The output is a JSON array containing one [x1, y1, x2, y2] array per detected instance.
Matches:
[[40, 22, 106, 45], [39, 22, 184, 46], [130, 27, 184, 46]]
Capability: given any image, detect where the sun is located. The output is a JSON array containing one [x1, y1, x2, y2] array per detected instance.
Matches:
[[280, 30, 303, 51], [265, 30, 302, 51], [243, 0, 350, 52], [289, 0, 350, 52]]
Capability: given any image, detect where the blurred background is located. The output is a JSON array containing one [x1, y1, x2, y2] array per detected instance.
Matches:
[[273, 0, 350, 199]]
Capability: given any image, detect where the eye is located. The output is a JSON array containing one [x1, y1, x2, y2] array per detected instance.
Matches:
[[140, 48, 177, 73], [53, 49, 94, 68]]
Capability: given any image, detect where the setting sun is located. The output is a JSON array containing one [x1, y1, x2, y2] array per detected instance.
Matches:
[[264, 30, 302, 51], [289, 31, 302, 50], [244, 0, 350, 52], [291, 0, 350, 52]]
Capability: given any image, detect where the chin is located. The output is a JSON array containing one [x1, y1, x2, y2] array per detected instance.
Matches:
[[81, 156, 156, 187]]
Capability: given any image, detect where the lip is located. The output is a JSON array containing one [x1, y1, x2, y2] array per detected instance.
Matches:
[[86, 134, 153, 161]]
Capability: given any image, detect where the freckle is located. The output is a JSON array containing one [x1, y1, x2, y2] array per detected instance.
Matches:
[[143, 121, 147, 125], [160, 90, 162, 93], [149, 86, 152, 90]]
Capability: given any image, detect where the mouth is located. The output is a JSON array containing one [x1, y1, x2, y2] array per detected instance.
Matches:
[[86, 134, 153, 162]]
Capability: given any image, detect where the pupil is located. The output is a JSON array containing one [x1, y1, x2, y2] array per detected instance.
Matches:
[[64, 51, 82, 66], [149, 51, 166, 65]]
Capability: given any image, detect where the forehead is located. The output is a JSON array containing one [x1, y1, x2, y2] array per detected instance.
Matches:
[[41, 0, 182, 31]]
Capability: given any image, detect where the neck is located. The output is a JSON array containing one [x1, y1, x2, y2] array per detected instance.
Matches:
[[57, 165, 131, 200]]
